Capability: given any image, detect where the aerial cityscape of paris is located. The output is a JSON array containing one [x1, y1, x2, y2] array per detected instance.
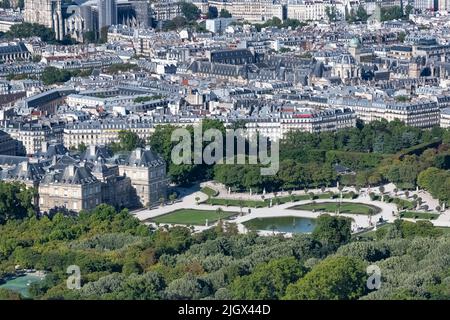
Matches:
[[0, 0, 449, 307]]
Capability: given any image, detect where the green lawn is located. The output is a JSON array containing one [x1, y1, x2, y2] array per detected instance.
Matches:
[[353, 223, 390, 239], [438, 227, 450, 234], [290, 202, 381, 215], [149, 209, 238, 226], [204, 192, 358, 208], [400, 211, 440, 220], [266, 194, 309, 205], [205, 198, 267, 208], [200, 186, 219, 197], [355, 224, 450, 240], [383, 196, 416, 210]]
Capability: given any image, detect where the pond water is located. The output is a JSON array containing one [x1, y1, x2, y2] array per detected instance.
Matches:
[[242, 216, 316, 234], [0, 274, 44, 298]]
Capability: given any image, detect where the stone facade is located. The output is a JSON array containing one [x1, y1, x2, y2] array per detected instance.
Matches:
[[118, 147, 168, 207], [38, 164, 102, 212], [0, 130, 19, 156], [23, 0, 64, 40]]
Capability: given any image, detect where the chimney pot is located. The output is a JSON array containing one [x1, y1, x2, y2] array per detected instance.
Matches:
[[89, 145, 96, 157]]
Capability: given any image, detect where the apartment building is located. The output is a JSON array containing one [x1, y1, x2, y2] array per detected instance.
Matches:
[[335, 98, 440, 128], [441, 107, 450, 128], [0, 130, 19, 156], [63, 120, 156, 148], [287, 1, 345, 22], [228, 0, 284, 23], [245, 107, 356, 140], [151, 0, 182, 22], [4, 122, 64, 155]]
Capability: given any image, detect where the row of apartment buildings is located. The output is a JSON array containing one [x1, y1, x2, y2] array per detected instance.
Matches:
[[3, 94, 448, 154]]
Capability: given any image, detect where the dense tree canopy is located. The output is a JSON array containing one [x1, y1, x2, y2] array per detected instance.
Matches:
[[0, 196, 449, 300], [230, 257, 306, 299], [0, 181, 36, 225], [180, 2, 200, 22], [110, 130, 144, 153], [312, 215, 352, 250], [283, 256, 367, 300], [417, 167, 450, 203], [149, 120, 226, 184], [381, 6, 404, 22], [5, 23, 55, 42], [146, 119, 449, 197], [219, 9, 232, 18], [207, 6, 218, 19], [41, 67, 93, 85]]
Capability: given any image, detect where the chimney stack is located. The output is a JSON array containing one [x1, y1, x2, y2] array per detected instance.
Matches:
[[89, 145, 96, 157], [135, 148, 142, 159], [41, 141, 48, 153], [20, 161, 29, 171], [68, 164, 76, 176]]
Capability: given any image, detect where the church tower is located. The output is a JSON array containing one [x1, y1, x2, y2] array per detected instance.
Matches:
[[23, 0, 64, 40]]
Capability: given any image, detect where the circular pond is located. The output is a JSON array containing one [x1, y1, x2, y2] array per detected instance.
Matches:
[[242, 216, 316, 234]]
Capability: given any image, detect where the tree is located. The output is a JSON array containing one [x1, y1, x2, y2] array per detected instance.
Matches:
[[356, 5, 368, 22], [180, 2, 200, 22], [110, 130, 144, 153], [381, 6, 404, 21], [6, 22, 55, 42], [80, 273, 126, 298], [405, 4, 414, 17], [219, 9, 232, 18], [77, 142, 87, 153], [99, 26, 108, 43], [207, 6, 218, 19], [0, 0, 10, 9], [121, 272, 166, 299], [230, 257, 306, 299], [41, 67, 73, 85], [105, 63, 137, 74], [169, 193, 177, 204], [282, 18, 305, 29], [165, 274, 205, 299], [0, 288, 21, 300], [84, 31, 97, 44], [122, 261, 143, 276], [312, 214, 352, 250], [283, 256, 367, 300], [0, 181, 36, 224], [224, 222, 239, 236], [325, 6, 337, 22]]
